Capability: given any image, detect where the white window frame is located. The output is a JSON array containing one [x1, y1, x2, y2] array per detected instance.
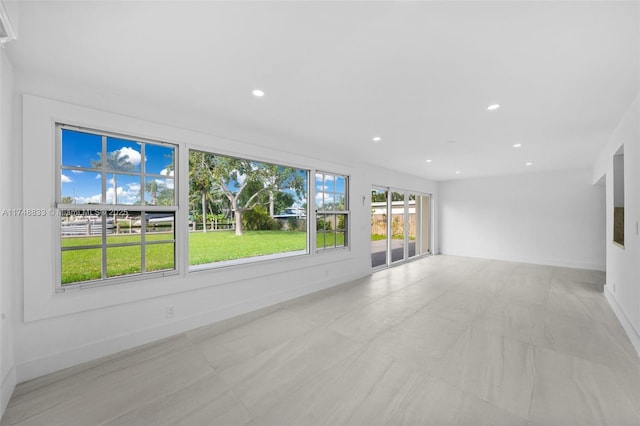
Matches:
[[55, 123, 179, 291], [314, 171, 350, 252]]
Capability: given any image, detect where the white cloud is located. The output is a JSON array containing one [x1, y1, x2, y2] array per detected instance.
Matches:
[[76, 183, 141, 205], [154, 178, 174, 190], [105, 184, 140, 204], [74, 194, 102, 204], [316, 191, 334, 206], [70, 170, 84, 174], [160, 168, 174, 177], [95, 174, 101, 179], [118, 147, 142, 166], [61, 174, 72, 183]]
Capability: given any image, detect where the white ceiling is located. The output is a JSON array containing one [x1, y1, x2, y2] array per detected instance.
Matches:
[[6, 1, 639, 181]]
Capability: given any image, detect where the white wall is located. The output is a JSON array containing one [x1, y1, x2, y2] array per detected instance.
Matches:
[[0, 49, 16, 418], [593, 95, 640, 355], [439, 168, 606, 271], [7, 72, 438, 386]]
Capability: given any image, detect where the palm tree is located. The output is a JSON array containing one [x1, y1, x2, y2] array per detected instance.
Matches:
[[145, 180, 159, 205], [91, 150, 136, 204]]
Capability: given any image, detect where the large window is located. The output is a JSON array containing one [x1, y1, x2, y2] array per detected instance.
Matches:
[[57, 126, 350, 283], [58, 125, 177, 287], [188, 150, 309, 268], [315, 172, 349, 250]]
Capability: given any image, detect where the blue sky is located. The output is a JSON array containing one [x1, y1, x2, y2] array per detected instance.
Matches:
[[60, 129, 174, 204], [315, 173, 346, 210], [61, 129, 342, 210]]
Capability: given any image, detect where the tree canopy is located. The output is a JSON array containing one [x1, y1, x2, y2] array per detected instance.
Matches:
[[189, 151, 306, 235]]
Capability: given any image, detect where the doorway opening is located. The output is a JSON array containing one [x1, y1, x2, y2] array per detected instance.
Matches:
[[371, 187, 431, 269]]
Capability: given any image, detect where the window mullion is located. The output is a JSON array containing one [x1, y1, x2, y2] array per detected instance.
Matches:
[[101, 211, 107, 280]]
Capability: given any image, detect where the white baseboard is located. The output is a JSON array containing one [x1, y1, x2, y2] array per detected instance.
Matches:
[[1, 366, 16, 421], [605, 285, 640, 358], [15, 271, 366, 383]]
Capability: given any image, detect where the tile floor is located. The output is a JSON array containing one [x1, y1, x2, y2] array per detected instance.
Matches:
[[2, 256, 639, 425]]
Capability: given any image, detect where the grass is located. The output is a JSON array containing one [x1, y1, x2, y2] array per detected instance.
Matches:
[[60, 230, 412, 284], [61, 233, 175, 284], [62, 230, 343, 284], [188, 230, 307, 265]]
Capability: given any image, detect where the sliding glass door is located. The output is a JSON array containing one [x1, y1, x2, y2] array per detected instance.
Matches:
[[370, 188, 388, 268], [371, 187, 431, 269]]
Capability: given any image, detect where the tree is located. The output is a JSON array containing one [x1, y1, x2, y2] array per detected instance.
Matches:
[[61, 196, 74, 204], [272, 192, 295, 215], [264, 165, 306, 217], [145, 180, 159, 205], [188, 151, 216, 233], [371, 191, 388, 203], [189, 151, 307, 236], [91, 150, 136, 204]]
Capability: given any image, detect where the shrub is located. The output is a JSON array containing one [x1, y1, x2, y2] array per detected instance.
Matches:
[[243, 206, 281, 231]]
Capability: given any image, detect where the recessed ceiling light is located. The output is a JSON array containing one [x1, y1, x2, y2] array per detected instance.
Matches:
[[372, 136, 382, 142], [487, 104, 500, 111], [525, 162, 533, 166], [252, 89, 265, 97], [426, 159, 432, 163], [513, 143, 522, 148], [455, 170, 461, 174]]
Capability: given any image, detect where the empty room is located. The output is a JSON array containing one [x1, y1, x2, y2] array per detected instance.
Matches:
[[0, 1, 639, 425]]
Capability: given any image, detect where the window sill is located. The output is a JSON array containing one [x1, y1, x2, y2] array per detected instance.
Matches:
[[612, 240, 625, 250]]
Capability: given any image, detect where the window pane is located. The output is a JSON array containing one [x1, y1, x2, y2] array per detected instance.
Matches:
[[145, 177, 174, 206], [335, 214, 347, 247], [407, 194, 417, 258], [107, 174, 141, 205], [61, 129, 102, 169], [316, 213, 327, 249], [324, 174, 335, 194], [189, 150, 308, 267], [61, 212, 103, 241], [145, 144, 175, 176], [106, 246, 142, 277], [335, 176, 345, 196], [61, 170, 104, 204], [105, 137, 142, 172], [314, 173, 325, 210], [391, 191, 405, 263], [145, 213, 175, 239], [146, 243, 175, 272], [371, 188, 388, 268], [106, 212, 142, 240], [61, 248, 102, 285], [106, 214, 142, 244]]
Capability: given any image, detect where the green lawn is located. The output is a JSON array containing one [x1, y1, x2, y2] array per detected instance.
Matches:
[[189, 230, 307, 265], [62, 230, 345, 284], [61, 233, 175, 284]]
